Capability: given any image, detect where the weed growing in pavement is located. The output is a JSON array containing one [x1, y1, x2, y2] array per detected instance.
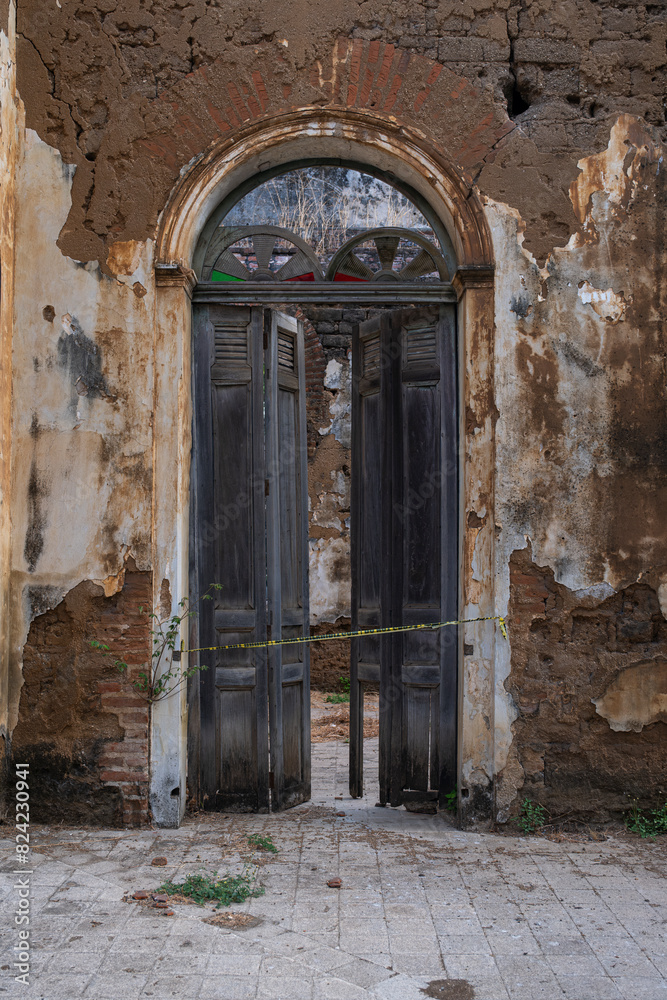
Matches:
[[625, 800, 667, 839], [444, 786, 457, 814], [159, 869, 264, 908], [326, 675, 351, 703], [247, 834, 279, 854], [516, 798, 548, 834]]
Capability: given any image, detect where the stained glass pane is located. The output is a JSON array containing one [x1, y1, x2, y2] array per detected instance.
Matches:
[[211, 269, 245, 282]]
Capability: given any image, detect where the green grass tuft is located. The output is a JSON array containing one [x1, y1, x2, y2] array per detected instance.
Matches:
[[444, 786, 457, 815], [247, 834, 279, 853], [625, 801, 667, 840], [516, 798, 548, 835], [159, 871, 264, 908]]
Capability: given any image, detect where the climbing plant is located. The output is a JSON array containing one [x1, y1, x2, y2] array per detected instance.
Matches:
[[90, 584, 222, 704]]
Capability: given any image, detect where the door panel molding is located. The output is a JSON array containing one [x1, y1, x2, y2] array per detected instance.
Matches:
[[350, 305, 458, 808], [192, 304, 309, 812], [265, 311, 311, 810]]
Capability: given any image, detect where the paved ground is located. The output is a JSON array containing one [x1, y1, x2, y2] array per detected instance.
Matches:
[[2, 738, 667, 1000]]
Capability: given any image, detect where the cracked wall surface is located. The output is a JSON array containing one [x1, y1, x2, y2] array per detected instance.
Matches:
[[13, 2, 667, 268], [491, 112, 667, 818], [1, 0, 666, 824], [497, 548, 667, 820], [9, 562, 151, 826]]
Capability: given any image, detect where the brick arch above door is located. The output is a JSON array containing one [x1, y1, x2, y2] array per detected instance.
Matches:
[[143, 34, 511, 253]]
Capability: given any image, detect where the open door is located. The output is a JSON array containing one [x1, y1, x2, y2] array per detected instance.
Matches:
[[350, 306, 458, 808], [192, 304, 310, 812], [265, 311, 311, 809]]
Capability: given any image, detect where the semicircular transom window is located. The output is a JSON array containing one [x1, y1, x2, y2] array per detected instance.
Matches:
[[199, 167, 453, 283]]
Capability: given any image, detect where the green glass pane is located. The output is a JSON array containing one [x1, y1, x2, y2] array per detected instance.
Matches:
[[211, 269, 244, 282]]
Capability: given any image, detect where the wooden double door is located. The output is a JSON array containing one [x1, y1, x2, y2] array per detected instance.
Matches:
[[192, 304, 457, 812]]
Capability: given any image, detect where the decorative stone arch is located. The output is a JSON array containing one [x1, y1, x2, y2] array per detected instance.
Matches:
[[155, 108, 493, 275], [150, 108, 497, 829]]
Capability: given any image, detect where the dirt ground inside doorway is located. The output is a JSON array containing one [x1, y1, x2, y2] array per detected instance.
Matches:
[[311, 689, 379, 743]]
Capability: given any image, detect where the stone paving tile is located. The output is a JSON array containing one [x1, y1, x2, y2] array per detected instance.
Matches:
[[616, 978, 667, 999], [198, 975, 259, 998], [1, 740, 667, 1000], [83, 971, 151, 997], [557, 977, 624, 1000], [388, 955, 445, 978], [315, 977, 369, 1000], [256, 975, 314, 999], [18, 973, 94, 999], [141, 975, 204, 998], [47, 951, 107, 974], [370, 973, 430, 999]]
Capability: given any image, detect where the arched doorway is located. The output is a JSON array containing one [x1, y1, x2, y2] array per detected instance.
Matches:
[[152, 112, 496, 828]]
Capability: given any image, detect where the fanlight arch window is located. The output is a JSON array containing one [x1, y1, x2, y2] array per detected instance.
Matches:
[[196, 165, 453, 285]]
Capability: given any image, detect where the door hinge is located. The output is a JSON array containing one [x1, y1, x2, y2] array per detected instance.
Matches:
[[269, 771, 275, 789], [265, 479, 270, 496]]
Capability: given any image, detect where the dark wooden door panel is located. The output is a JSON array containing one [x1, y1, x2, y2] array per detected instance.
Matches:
[[193, 304, 270, 812], [350, 317, 385, 799], [350, 305, 458, 809], [193, 304, 311, 813], [266, 311, 311, 810]]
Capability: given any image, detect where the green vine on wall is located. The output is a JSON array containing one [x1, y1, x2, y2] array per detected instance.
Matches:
[[89, 584, 222, 704]]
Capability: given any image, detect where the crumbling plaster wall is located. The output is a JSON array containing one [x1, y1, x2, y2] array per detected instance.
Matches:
[[12, 1, 667, 271], [491, 114, 667, 819], [301, 306, 354, 691], [1, 0, 666, 822], [11, 563, 152, 827], [2, 18, 157, 817], [0, 2, 17, 751], [8, 127, 155, 717]]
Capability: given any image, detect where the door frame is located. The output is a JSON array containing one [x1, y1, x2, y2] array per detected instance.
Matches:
[[151, 109, 496, 829]]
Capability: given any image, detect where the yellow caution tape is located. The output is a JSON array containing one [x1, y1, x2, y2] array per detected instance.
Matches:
[[182, 614, 507, 655]]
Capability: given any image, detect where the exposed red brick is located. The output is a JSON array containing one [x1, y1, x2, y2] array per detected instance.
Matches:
[[227, 82, 251, 121], [251, 71, 269, 112], [376, 44, 395, 90], [205, 101, 231, 133], [359, 67, 374, 107], [383, 74, 403, 112], [414, 63, 442, 112]]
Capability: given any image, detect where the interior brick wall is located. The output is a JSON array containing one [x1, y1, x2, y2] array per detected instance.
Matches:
[[8, 563, 151, 827]]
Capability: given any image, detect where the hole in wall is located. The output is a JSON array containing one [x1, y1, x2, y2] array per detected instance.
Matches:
[[504, 66, 532, 120], [170, 787, 180, 797], [510, 87, 530, 117]]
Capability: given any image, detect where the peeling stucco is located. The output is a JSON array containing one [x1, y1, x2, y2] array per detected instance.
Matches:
[[0, 3, 18, 744], [6, 128, 154, 740], [577, 281, 629, 324], [593, 659, 667, 733], [319, 356, 351, 449], [309, 537, 351, 625], [491, 115, 667, 816], [2, 1, 666, 826]]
